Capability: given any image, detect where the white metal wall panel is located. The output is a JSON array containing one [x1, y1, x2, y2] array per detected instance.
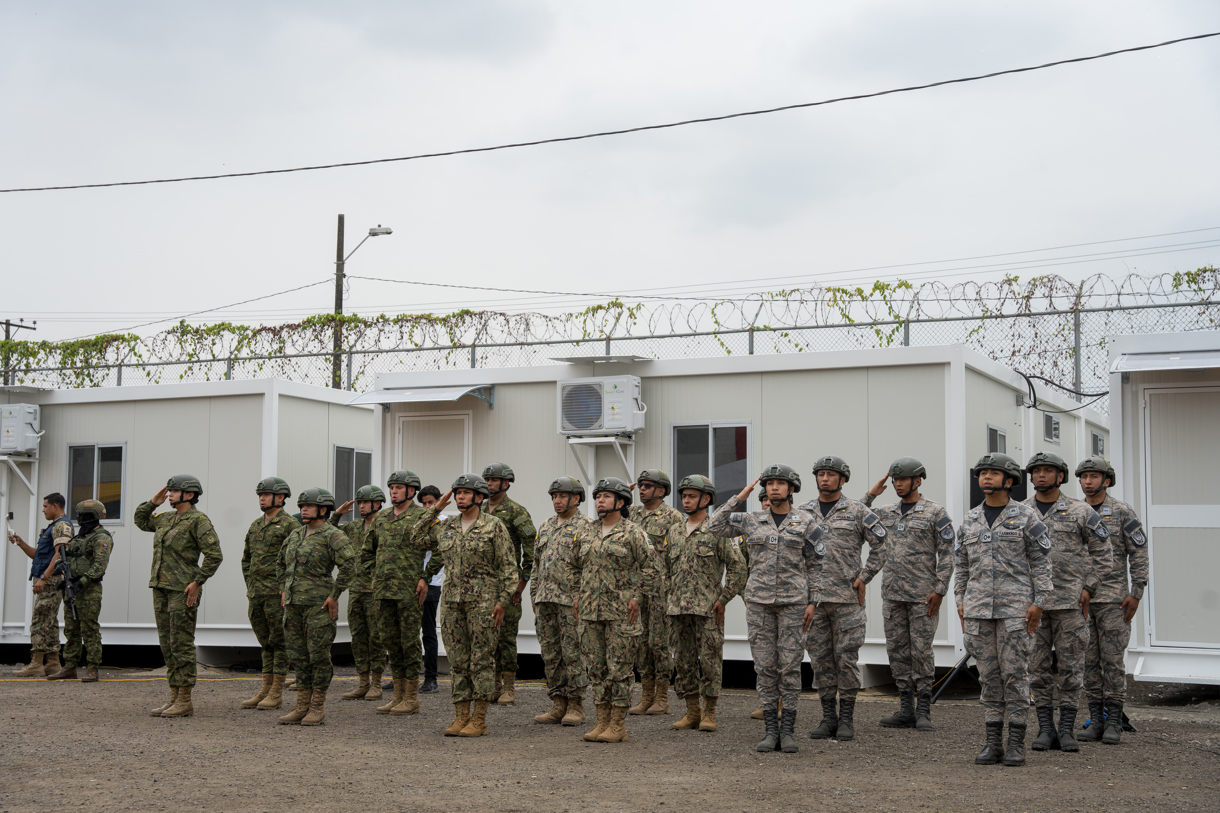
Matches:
[[327, 403, 374, 457], [964, 370, 1025, 466], [399, 413, 470, 485], [277, 396, 333, 492]]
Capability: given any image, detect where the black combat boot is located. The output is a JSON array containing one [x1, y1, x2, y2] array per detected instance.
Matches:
[[835, 696, 856, 741], [756, 708, 779, 752], [879, 691, 916, 728], [1077, 700, 1104, 742], [809, 693, 838, 739], [915, 692, 933, 731], [1057, 706, 1079, 752], [780, 707, 799, 753], [1102, 701, 1123, 744], [975, 721, 1004, 764], [1003, 723, 1027, 766], [1031, 706, 1059, 751]]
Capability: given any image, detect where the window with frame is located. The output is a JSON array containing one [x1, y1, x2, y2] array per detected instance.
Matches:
[[987, 425, 1007, 454], [67, 443, 125, 524], [1091, 431, 1105, 456], [1044, 413, 1061, 444], [672, 423, 750, 510], [334, 446, 373, 524]]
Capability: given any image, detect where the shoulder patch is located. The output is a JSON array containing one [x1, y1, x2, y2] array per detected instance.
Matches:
[[1029, 521, 1051, 549], [807, 524, 825, 543], [862, 512, 880, 527], [1007, 507, 1019, 517], [1085, 512, 1110, 538], [1124, 518, 1147, 547], [729, 512, 745, 525], [935, 515, 952, 530], [813, 541, 827, 557]]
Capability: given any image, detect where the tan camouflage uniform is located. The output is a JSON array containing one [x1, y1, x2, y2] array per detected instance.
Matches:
[[533, 512, 591, 702], [277, 523, 357, 691], [628, 502, 683, 683], [1085, 494, 1148, 705], [488, 496, 536, 675], [242, 511, 301, 675]]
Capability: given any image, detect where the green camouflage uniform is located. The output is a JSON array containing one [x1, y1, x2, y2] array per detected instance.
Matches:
[[365, 503, 432, 681], [1085, 494, 1149, 705], [61, 527, 114, 669], [488, 495, 536, 674], [420, 507, 517, 703], [277, 523, 357, 691], [241, 510, 301, 675], [135, 502, 224, 688], [331, 510, 385, 674], [29, 518, 73, 653], [533, 512, 591, 701], [627, 502, 684, 682], [572, 519, 648, 707], [664, 516, 747, 698]]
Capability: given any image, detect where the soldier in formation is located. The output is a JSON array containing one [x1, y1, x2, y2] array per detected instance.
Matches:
[[627, 470, 684, 716], [955, 453, 1053, 767], [8, 493, 73, 677], [417, 484, 444, 694], [665, 475, 747, 733], [531, 476, 590, 726], [239, 477, 300, 710], [45, 500, 113, 683], [136, 474, 224, 719], [332, 485, 387, 701], [863, 457, 954, 731], [1075, 456, 1148, 745], [482, 462, 537, 706], [800, 456, 887, 742], [1022, 452, 1113, 753], [418, 474, 518, 737], [710, 464, 817, 753]]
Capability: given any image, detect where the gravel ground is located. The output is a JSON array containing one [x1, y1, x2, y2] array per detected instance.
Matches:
[[3, 666, 1219, 813]]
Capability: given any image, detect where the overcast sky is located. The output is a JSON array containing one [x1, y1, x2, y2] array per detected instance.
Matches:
[[2, 1, 1219, 342]]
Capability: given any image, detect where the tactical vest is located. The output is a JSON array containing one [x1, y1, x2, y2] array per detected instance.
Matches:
[[31, 517, 73, 580]]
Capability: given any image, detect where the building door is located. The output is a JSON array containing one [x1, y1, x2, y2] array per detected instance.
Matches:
[[397, 413, 472, 490]]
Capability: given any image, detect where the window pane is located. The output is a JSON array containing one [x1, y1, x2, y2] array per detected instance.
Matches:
[[673, 426, 709, 507], [68, 446, 95, 522], [711, 426, 748, 508], [334, 446, 354, 522], [355, 452, 372, 495], [98, 446, 124, 521], [988, 427, 1006, 454]]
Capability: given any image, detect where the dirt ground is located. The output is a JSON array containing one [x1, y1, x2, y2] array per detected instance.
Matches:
[[3, 666, 1219, 813]]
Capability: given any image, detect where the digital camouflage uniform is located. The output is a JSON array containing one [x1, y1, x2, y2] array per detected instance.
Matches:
[[627, 502, 683, 682], [60, 526, 114, 669], [135, 502, 224, 688], [710, 498, 817, 710], [572, 519, 648, 707], [365, 503, 432, 681], [954, 502, 1053, 725], [533, 512, 591, 702], [488, 495, 536, 674], [241, 511, 301, 674], [420, 508, 517, 702], [277, 522, 356, 691], [664, 516, 747, 699], [862, 493, 955, 695], [1022, 493, 1113, 709], [1085, 494, 1148, 705], [332, 510, 384, 674], [799, 496, 887, 701], [29, 517, 74, 654]]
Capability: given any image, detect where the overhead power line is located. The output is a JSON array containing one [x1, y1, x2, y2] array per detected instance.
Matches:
[[3, 31, 1218, 195]]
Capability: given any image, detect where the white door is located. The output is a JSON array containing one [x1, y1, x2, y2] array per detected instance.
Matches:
[[397, 413, 471, 489]]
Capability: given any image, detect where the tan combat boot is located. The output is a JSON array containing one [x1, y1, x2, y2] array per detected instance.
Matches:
[[458, 700, 490, 737], [279, 688, 312, 724], [751, 706, 765, 720], [14, 651, 46, 677], [444, 701, 471, 736], [301, 689, 327, 726], [534, 696, 567, 724], [647, 681, 671, 715], [629, 679, 655, 715], [257, 675, 285, 710], [377, 678, 405, 714], [342, 672, 370, 700], [241, 673, 274, 708], [583, 703, 611, 741], [672, 694, 702, 730], [162, 686, 194, 717], [492, 672, 504, 702], [698, 695, 718, 732], [365, 670, 384, 701], [497, 672, 516, 705], [597, 705, 630, 743], [284, 673, 297, 690], [43, 652, 62, 676], [150, 686, 179, 716], [561, 698, 585, 726], [391, 679, 420, 714]]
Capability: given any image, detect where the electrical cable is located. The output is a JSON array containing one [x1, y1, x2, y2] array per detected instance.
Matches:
[[1015, 370, 1109, 414], [1019, 372, 1108, 398], [3, 31, 1217, 194]]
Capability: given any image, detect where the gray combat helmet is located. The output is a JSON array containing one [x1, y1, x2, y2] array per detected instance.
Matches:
[[888, 457, 927, 480], [255, 476, 291, 497], [482, 462, 515, 482], [1025, 451, 1069, 491], [386, 469, 422, 489], [296, 487, 336, 508], [75, 499, 107, 522], [1074, 456, 1115, 488], [970, 453, 1024, 488], [636, 469, 673, 497], [548, 476, 586, 503], [355, 484, 386, 503], [166, 474, 203, 496], [452, 473, 491, 497], [812, 455, 851, 483], [758, 464, 801, 493], [592, 477, 633, 507]]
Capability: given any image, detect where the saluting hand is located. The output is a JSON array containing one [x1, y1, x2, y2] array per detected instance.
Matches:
[[151, 487, 168, 506], [736, 478, 760, 502], [335, 500, 355, 517], [434, 490, 453, 512], [868, 474, 889, 498]]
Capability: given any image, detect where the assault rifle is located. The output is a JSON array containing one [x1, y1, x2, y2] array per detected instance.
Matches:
[[55, 544, 79, 621]]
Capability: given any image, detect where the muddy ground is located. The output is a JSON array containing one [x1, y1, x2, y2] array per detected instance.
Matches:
[[3, 666, 1219, 813]]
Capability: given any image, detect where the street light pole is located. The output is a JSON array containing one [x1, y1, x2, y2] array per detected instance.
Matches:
[[332, 214, 345, 389]]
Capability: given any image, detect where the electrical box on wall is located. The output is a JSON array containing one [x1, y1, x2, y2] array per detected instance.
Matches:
[[1, 404, 41, 455], [557, 376, 646, 436]]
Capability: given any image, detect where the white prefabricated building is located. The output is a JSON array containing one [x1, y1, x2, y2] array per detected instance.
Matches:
[[1108, 330, 1220, 685], [1, 379, 373, 660], [354, 343, 1109, 683]]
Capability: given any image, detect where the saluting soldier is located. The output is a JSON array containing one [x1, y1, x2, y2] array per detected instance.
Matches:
[[482, 462, 537, 706], [45, 500, 113, 683], [239, 477, 300, 710], [862, 457, 955, 731], [331, 485, 388, 701], [135, 475, 223, 719], [1075, 456, 1148, 745]]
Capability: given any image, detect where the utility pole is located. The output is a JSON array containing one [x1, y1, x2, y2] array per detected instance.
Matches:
[[332, 214, 345, 389], [2, 319, 37, 387]]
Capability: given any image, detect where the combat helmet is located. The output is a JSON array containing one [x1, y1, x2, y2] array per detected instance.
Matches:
[[297, 487, 336, 508], [255, 476, 291, 496], [676, 475, 716, 514], [386, 469, 422, 489], [355, 484, 386, 503], [451, 473, 491, 497], [812, 455, 851, 483], [970, 453, 1024, 489], [75, 499, 107, 523], [636, 469, 673, 497], [166, 473, 203, 496], [482, 463, 515, 482], [592, 477, 633, 508], [548, 476, 586, 503], [1074, 456, 1115, 489], [1025, 451, 1069, 491], [758, 464, 802, 493], [887, 457, 928, 480]]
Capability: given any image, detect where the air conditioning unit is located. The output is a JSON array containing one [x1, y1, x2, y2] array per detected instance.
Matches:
[[557, 376, 645, 436], [1, 404, 42, 455]]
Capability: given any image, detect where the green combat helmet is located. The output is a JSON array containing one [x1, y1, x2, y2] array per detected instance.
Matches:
[[548, 476, 586, 503], [1074, 456, 1115, 488], [758, 464, 802, 493], [888, 457, 927, 480], [297, 488, 336, 508], [166, 474, 203, 496], [812, 455, 851, 483], [592, 477, 633, 507], [75, 499, 107, 522], [970, 453, 1024, 488], [636, 469, 673, 497], [451, 473, 491, 497], [355, 484, 386, 503], [387, 470, 422, 489], [677, 475, 716, 515], [255, 477, 292, 497], [482, 463, 515, 482], [1025, 451, 1069, 492]]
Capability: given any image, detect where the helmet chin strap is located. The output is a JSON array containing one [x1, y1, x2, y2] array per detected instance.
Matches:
[[597, 496, 626, 519], [683, 495, 711, 516]]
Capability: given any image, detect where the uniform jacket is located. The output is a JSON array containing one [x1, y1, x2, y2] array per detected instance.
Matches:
[[1090, 494, 1149, 603], [241, 511, 301, 597], [1022, 493, 1113, 610], [664, 514, 748, 616], [135, 502, 224, 591], [364, 502, 431, 601], [330, 509, 379, 593], [277, 523, 357, 606], [572, 518, 647, 625], [710, 496, 819, 606], [532, 512, 591, 606], [954, 500, 1054, 619], [63, 527, 113, 589], [628, 502, 684, 597], [862, 494, 955, 602], [489, 495, 537, 584], [797, 495, 887, 604], [420, 507, 517, 607]]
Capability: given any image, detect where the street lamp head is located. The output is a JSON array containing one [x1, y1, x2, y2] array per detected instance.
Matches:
[[368, 225, 393, 237]]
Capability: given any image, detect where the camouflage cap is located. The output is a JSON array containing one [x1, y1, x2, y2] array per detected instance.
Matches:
[[758, 463, 801, 493], [482, 462, 515, 482], [677, 474, 717, 496], [548, 476, 586, 502], [166, 474, 203, 496], [812, 455, 851, 483], [888, 456, 927, 479], [296, 487, 336, 508], [971, 453, 1024, 486], [386, 470, 422, 489], [1074, 455, 1115, 485], [75, 499, 106, 522], [592, 477, 633, 506], [355, 484, 386, 503], [636, 469, 672, 496], [452, 473, 491, 497], [255, 476, 291, 497], [1025, 451, 1069, 476]]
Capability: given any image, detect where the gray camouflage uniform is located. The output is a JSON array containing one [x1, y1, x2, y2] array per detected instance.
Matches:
[[1084, 494, 1148, 705]]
